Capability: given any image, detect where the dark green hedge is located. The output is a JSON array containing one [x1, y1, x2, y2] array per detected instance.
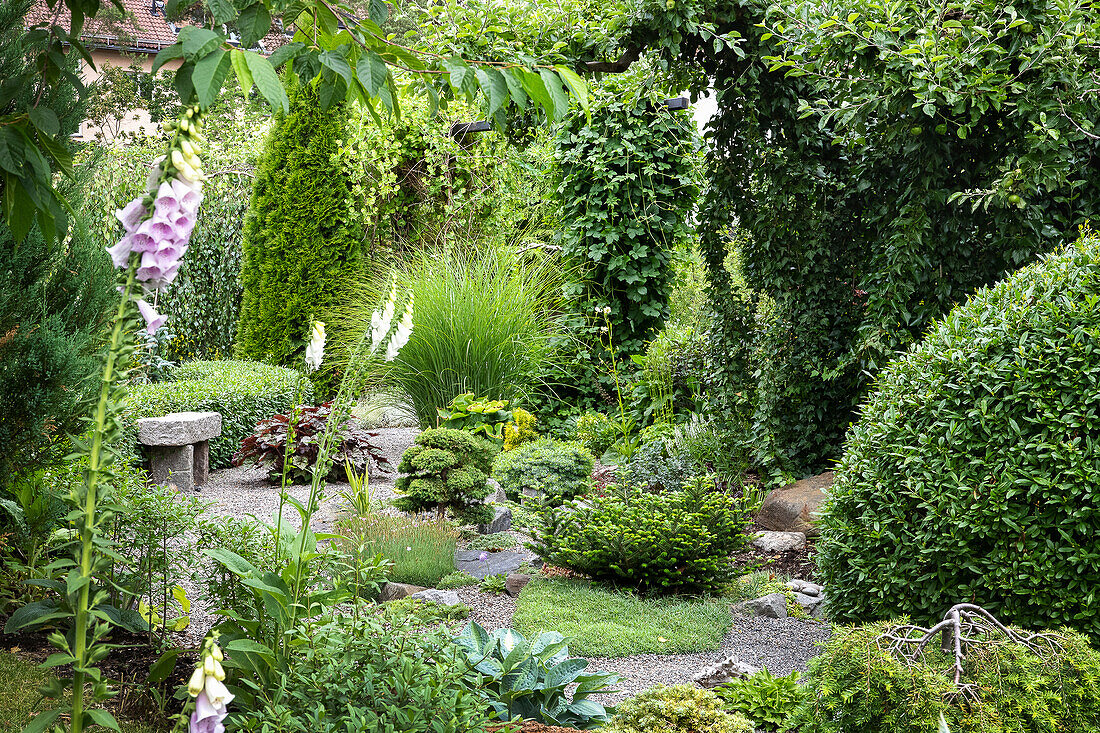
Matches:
[[819, 230, 1100, 638], [125, 360, 312, 469]]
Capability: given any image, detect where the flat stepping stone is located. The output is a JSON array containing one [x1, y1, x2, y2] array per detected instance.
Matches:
[[455, 549, 525, 579]]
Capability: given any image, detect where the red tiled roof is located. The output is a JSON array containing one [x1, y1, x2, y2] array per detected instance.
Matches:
[[24, 0, 290, 55]]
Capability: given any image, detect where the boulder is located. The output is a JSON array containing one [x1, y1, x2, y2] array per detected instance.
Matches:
[[734, 593, 788, 619], [785, 579, 824, 597], [751, 531, 806, 553], [410, 589, 462, 606], [478, 505, 512, 534], [692, 654, 762, 688], [505, 573, 532, 597], [792, 592, 825, 614], [757, 471, 833, 537], [488, 478, 507, 504], [454, 549, 525, 579], [381, 582, 429, 601]]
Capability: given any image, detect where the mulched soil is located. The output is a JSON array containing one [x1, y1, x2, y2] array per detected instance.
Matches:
[[734, 519, 820, 582], [489, 723, 589, 733]]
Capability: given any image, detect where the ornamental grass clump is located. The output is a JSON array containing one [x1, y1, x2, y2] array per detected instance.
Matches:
[[337, 513, 457, 588], [336, 243, 567, 428], [819, 228, 1100, 638]]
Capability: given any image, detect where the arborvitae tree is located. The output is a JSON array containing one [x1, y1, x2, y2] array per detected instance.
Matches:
[[236, 81, 362, 395], [0, 0, 111, 489]]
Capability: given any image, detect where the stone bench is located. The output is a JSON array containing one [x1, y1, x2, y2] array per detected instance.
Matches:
[[138, 411, 222, 492]]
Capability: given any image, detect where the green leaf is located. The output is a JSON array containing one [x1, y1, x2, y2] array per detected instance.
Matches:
[[230, 49, 253, 97], [519, 69, 553, 118], [28, 107, 59, 137], [85, 708, 121, 732], [203, 546, 258, 577], [356, 51, 389, 97], [3, 599, 64, 632], [22, 710, 61, 733], [368, 0, 389, 26], [475, 67, 509, 115], [237, 3, 272, 48], [554, 65, 588, 118], [319, 50, 354, 87], [0, 127, 25, 175], [192, 48, 232, 109], [147, 650, 180, 685], [267, 42, 304, 70], [178, 26, 222, 60], [242, 51, 289, 114], [443, 57, 473, 94], [540, 68, 568, 121], [223, 638, 276, 663], [206, 0, 237, 25]]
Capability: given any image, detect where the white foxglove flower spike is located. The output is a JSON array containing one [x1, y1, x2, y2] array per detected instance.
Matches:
[[305, 321, 326, 372], [370, 277, 399, 353], [384, 295, 414, 362]]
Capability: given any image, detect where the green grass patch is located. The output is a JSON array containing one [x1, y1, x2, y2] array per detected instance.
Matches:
[[0, 651, 164, 733], [337, 513, 457, 587], [512, 579, 732, 657]]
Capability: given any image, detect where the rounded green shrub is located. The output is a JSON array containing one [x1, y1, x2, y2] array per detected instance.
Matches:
[[492, 438, 594, 505], [819, 230, 1100, 637], [394, 428, 497, 524], [605, 684, 752, 733], [574, 411, 619, 457], [125, 360, 312, 469], [789, 619, 1100, 733], [530, 481, 752, 594]]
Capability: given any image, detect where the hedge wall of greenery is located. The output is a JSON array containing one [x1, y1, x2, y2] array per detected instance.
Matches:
[[125, 360, 312, 469], [819, 230, 1100, 639], [236, 81, 362, 395]]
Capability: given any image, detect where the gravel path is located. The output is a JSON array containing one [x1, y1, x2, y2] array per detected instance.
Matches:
[[181, 425, 831, 703]]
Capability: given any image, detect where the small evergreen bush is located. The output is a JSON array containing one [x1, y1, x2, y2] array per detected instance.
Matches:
[[394, 428, 497, 524], [819, 229, 1100, 637], [605, 685, 752, 733], [493, 439, 594, 505], [125, 360, 311, 469], [574, 411, 619, 457], [530, 483, 752, 594], [503, 408, 539, 451], [789, 620, 1100, 733]]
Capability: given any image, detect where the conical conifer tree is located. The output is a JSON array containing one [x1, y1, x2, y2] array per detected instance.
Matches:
[[236, 80, 362, 395]]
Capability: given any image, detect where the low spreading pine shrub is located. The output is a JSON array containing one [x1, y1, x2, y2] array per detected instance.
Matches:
[[530, 481, 752, 594], [492, 439, 594, 505], [819, 229, 1100, 638]]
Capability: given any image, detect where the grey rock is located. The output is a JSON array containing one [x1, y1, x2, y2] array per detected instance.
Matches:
[[692, 654, 762, 688], [410, 589, 462, 606], [751, 531, 807, 553], [505, 573, 532, 597], [138, 411, 223, 446], [735, 593, 789, 619], [147, 444, 194, 491], [381, 581, 429, 601], [478, 505, 512, 534], [786, 579, 823, 597], [811, 600, 828, 620], [454, 549, 525, 579], [792, 592, 824, 613], [488, 478, 506, 504], [757, 471, 833, 537]]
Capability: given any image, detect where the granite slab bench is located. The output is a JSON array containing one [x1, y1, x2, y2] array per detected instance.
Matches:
[[137, 411, 222, 492]]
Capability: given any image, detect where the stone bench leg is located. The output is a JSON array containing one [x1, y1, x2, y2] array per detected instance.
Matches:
[[193, 440, 210, 487], [148, 444, 194, 492]]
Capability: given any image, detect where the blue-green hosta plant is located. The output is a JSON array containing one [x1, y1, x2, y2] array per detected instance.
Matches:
[[452, 621, 619, 729]]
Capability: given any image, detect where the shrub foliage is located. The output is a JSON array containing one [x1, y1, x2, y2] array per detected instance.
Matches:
[[531, 485, 751, 594], [394, 428, 497, 524], [605, 685, 752, 733], [819, 230, 1100, 638], [493, 439, 594, 505], [789, 620, 1100, 733]]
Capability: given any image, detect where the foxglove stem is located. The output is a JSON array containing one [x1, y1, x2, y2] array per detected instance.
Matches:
[[71, 261, 138, 733]]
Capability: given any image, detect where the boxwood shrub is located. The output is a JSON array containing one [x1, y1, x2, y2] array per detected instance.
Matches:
[[492, 438, 594, 505], [819, 229, 1100, 637], [125, 360, 312, 469], [788, 620, 1100, 733]]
